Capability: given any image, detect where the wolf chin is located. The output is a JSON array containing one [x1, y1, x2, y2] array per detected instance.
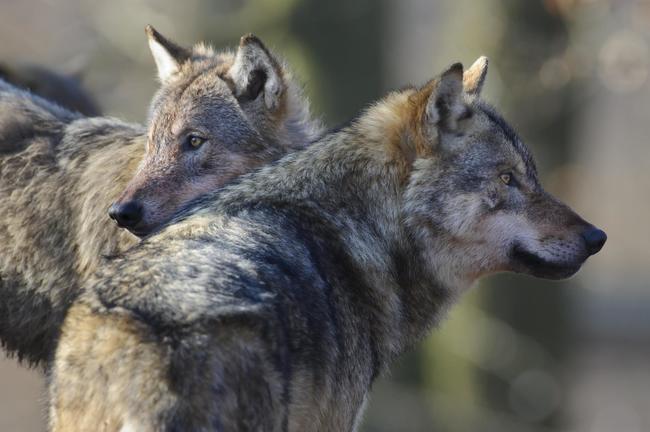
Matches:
[[50, 58, 605, 431]]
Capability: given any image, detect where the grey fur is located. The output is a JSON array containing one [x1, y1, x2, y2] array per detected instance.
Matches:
[[0, 80, 142, 364]]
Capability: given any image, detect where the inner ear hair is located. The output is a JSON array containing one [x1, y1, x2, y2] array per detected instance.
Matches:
[[236, 69, 268, 103], [446, 105, 474, 136], [230, 33, 284, 110]]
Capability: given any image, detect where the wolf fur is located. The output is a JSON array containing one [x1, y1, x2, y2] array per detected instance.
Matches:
[[0, 81, 143, 365], [50, 59, 605, 431], [0, 29, 321, 366]]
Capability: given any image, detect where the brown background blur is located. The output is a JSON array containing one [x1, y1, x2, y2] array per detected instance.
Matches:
[[0, 0, 648, 431]]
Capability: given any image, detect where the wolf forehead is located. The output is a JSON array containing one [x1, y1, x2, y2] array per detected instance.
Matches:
[[148, 75, 234, 123], [465, 100, 539, 180], [146, 47, 237, 119], [146, 60, 262, 146]]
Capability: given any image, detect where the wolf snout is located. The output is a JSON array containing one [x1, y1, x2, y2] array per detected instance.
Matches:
[[108, 201, 143, 230], [581, 226, 607, 256]]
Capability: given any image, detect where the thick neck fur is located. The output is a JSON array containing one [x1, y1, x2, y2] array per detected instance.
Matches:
[[172, 89, 457, 361], [275, 65, 324, 148]]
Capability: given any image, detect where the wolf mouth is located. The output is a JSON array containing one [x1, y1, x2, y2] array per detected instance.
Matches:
[[510, 243, 583, 280], [127, 225, 154, 238]]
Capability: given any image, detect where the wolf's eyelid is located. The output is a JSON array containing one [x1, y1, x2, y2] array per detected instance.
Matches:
[[177, 126, 209, 139]]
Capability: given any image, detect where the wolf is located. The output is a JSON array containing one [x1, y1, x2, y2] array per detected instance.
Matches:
[[0, 28, 321, 366], [50, 58, 606, 431]]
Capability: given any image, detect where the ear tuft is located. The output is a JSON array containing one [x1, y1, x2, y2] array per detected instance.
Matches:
[[445, 62, 464, 78], [229, 34, 284, 110], [145, 25, 190, 83], [144, 24, 156, 39], [463, 56, 488, 96], [239, 33, 265, 48]]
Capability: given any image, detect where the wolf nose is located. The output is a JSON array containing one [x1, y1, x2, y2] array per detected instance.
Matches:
[[582, 226, 607, 256], [108, 201, 143, 229]]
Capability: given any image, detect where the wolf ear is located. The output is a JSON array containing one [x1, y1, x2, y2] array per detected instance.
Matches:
[[229, 34, 284, 110], [145, 25, 190, 83], [463, 56, 488, 96], [425, 63, 467, 131]]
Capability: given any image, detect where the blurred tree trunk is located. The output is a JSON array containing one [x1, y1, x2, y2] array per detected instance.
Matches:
[[289, 0, 385, 125]]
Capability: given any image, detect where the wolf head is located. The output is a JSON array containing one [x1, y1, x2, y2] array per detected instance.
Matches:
[[109, 27, 321, 237], [395, 58, 606, 283]]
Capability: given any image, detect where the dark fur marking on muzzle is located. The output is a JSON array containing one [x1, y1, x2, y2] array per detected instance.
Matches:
[[510, 243, 581, 280]]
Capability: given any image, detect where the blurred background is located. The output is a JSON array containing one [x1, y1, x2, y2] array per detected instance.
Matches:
[[0, 0, 647, 430]]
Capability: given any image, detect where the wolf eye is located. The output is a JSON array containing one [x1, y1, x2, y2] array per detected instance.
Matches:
[[499, 173, 512, 185], [186, 135, 206, 150]]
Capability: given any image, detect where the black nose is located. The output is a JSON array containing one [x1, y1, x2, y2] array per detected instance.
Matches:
[[582, 226, 607, 256], [108, 201, 143, 229]]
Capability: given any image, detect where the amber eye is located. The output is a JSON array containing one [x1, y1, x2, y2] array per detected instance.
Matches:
[[500, 173, 512, 185], [186, 135, 206, 150]]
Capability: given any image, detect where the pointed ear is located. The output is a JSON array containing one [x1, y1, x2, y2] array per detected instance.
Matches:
[[463, 56, 488, 96], [425, 63, 467, 131], [228, 34, 284, 110], [145, 25, 190, 83]]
